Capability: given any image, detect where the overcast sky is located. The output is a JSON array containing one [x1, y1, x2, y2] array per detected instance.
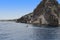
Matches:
[[0, 0, 60, 20]]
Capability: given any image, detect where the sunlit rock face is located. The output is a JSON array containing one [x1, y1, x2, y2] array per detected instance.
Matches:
[[17, 0, 60, 26], [31, 0, 59, 26]]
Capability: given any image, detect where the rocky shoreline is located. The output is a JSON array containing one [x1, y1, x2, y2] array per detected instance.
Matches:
[[16, 0, 60, 26]]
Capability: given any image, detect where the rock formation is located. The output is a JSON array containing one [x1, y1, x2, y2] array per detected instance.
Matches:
[[16, 0, 60, 26]]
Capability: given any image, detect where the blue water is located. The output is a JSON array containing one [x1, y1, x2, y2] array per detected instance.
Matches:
[[0, 22, 60, 40]]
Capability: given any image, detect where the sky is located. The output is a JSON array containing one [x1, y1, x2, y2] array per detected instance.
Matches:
[[0, 0, 60, 20]]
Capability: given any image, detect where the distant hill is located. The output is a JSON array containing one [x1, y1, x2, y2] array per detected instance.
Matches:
[[0, 19, 16, 22]]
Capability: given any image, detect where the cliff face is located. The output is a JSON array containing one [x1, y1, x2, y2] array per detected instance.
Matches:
[[16, 0, 60, 26], [58, 5, 60, 24]]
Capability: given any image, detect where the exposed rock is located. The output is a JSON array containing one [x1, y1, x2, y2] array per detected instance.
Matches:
[[16, 0, 60, 26], [16, 13, 33, 23]]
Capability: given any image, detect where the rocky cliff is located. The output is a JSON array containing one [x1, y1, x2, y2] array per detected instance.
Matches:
[[16, 0, 60, 26]]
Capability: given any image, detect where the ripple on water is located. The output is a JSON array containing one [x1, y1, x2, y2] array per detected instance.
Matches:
[[0, 22, 60, 40]]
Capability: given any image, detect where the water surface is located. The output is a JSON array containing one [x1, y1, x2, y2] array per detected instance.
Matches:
[[0, 22, 60, 40]]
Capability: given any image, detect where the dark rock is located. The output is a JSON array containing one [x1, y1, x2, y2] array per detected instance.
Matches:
[[16, 0, 60, 26]]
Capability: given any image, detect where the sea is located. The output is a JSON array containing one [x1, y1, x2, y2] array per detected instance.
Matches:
[[0, 22, 60, 40]]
